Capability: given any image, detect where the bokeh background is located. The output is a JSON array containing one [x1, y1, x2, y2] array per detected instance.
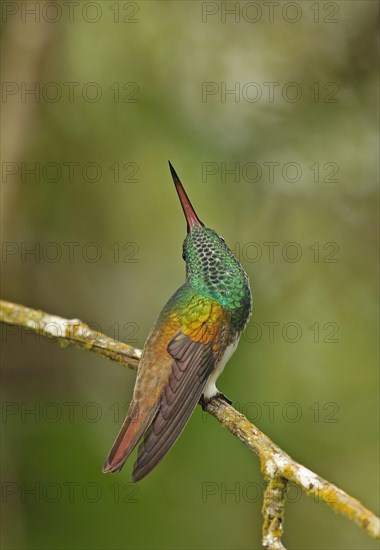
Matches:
[[1, 1, 379, 549]]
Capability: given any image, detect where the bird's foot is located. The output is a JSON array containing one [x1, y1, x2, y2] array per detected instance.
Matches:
[[199, 392, 232, 410], [214, 392, 232, 405]]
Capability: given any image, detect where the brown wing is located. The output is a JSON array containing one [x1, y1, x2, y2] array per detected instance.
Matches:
[[131, 332, 216, 481]]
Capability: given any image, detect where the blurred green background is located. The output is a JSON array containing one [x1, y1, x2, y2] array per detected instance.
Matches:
[[1, 1, 378, 549]]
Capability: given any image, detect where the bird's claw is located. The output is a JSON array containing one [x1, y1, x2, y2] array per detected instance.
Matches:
[[214, 392, 232, 405], [199, 392, 232, 410]]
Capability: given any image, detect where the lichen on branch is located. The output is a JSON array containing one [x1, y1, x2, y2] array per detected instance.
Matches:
[[1, 299, 379, 549]]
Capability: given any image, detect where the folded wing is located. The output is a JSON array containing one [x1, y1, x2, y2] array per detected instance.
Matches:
[[132, 332, 216, 481]]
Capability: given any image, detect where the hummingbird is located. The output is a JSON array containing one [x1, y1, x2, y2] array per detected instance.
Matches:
[[103, 162, 252, 481]]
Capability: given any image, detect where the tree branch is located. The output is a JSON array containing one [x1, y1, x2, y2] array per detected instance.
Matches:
[[0, 299, 141, 369], [262, 476, 288, 550], [1, 299, 379, 547]]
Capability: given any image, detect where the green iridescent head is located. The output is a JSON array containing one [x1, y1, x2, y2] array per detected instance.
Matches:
[[169, 162, 252, 327]]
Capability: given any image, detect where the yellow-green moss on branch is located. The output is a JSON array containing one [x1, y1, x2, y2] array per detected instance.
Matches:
[[1, 299, 379, 548], [0, 299, 141, 369]]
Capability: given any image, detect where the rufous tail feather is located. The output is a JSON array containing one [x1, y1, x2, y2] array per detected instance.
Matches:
[[103, 407, 156, 473]]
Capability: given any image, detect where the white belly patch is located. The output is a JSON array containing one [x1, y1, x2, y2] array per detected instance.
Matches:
[[202, 340, 239, 400]]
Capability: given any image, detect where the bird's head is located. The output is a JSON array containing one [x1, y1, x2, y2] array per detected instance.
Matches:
[[169, 162, 251, 318]]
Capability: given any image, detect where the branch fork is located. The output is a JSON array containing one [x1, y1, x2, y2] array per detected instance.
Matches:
[[1, 299, 379, 549]]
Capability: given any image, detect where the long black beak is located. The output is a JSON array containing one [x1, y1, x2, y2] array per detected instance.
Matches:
[[169, 161, 204, 232]]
